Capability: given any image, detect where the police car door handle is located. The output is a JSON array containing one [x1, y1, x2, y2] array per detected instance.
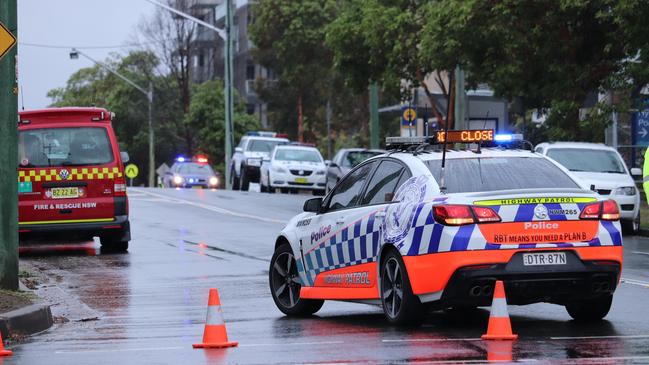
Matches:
[[335, 218, 345, 225], [375, 211, 386, 219]]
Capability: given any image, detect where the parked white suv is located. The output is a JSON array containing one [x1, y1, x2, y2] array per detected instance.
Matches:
[[230, 132, 289, 191], [535, 142, 641, 233]]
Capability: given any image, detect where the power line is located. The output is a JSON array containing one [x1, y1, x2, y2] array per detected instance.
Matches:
[[19, 40, 168, 50]]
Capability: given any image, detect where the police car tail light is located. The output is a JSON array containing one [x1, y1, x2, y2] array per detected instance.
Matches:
[[580, 200, 619, 221], [434, 205, 500, 226], [472, 206, 501, 223], [601, 200, 620, 221]]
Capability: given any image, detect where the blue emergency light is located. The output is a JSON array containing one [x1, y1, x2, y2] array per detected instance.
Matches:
[[494, 134, 523, 143], [176, 156, 186, 162]]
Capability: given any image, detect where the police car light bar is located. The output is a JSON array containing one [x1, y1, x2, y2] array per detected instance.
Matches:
[[494, 133, 524, 142], [176, 156, 186, 162], [246, 131, 277, 137]]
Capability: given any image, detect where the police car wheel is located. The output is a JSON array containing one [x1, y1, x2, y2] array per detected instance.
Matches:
[[565, 294, 612, 322], [380, 250, 425, 325], [231, 168, 240, 191], [260, 182, 267, 193], [269, 243, 323, 316], [240, 167, 250, 191]]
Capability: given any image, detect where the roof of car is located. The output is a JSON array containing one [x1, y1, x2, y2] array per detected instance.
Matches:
[[275, 145, 319, 151], [536, 141, 614, 151], [244, 136, 289, 142], [398, 148, 543, 162], [340, 148, 386, 153]]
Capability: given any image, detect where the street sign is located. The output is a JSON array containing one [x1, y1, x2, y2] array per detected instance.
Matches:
[[0, 22, 16, 60], [125, 164, 139, 179], [634, 110, 649, 147], [401, 106, 417, 126]]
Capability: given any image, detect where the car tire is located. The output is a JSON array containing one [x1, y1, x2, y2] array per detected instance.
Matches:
[[99, 235, 129, 253], [621, 216, 639, 235], [380, 249, 425, 325], [231, 168, 240, 191], [260, 180, 267, 193], [240, 166, 250, 191], [269, 243, 324, 316], [565, 294, 613, 322], [267, 177, 275, 194]]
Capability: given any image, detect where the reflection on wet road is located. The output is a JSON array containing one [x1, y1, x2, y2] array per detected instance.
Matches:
[[7, 188, 649, 364]]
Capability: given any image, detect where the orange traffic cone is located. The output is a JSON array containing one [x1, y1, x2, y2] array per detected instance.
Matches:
[[482, 280, 518, 341], [486, 339, 514, 362], [0, 333, 12, 357], [193, 288, 238, 349]]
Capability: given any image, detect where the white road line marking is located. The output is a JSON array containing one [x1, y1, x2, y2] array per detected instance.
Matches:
[[239, 340, 345, 347], [551, 334, 649, 340], [381, 338, 480, 343], [620, 277, 649, 288], [633, 251, 649, 256], [132, 188, 287, 224], [55, 346, 183, 354]]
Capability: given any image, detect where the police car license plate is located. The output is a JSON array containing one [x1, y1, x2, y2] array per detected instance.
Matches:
[[51, 187, 79, 199], [522, 252, 566, 266], [294, 177, 308, 183]]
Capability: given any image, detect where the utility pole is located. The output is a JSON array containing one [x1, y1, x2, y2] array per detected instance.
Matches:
[[326, 100, 332, 160], [369, 83, 379, 149], [0, 0, 18, 290], [224, 0, 234, 189], [70, 48, 155, 187], [454, 66, 466, 131], [144, 0, 234, 189]]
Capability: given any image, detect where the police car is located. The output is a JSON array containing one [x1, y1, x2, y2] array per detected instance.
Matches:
[[18, 108, 131, 252], [163, 156, 221, 189], [259, 144, 327, 195], [269, 130, 623, 324], [230, 131, 289, 191]]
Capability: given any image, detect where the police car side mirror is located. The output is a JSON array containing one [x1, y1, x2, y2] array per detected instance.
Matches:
[[324, 160, 331, 166], [329, 161, 339, 169], [631, 167, 642, 177], [235, 147, 243, 153], [303, 197, 323, 213], [120, 151, 130, 163]]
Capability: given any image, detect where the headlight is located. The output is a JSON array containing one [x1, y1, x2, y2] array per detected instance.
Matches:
[[173, 175, 184, 185], [273, 165, 287, 173], [209, 176, 219, 186], [615, 186, 636, 195], [247, 158, 262, 167], [315, 169, 325, 175]]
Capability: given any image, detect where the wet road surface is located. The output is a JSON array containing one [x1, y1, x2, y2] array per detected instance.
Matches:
[[6, 187, 649, 364]]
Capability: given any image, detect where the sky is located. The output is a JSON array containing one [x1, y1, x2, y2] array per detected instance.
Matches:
[[18, 0, 157, 109]]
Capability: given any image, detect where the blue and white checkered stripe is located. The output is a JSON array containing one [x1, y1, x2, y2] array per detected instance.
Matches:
[[302, 211, 382, 285]]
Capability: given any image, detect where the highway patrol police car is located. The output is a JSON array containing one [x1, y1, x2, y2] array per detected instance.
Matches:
[[269, 131, 623, 324]]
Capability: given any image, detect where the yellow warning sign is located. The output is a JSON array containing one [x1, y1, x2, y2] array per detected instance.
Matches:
[[0, 22, 16, 60], [402, 107, 417, 123], [125, 164, 139, 179]]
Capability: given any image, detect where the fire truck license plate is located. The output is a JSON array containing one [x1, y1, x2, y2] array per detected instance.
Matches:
[[522, 252, 566, 266], [51, 187, 79, 199]]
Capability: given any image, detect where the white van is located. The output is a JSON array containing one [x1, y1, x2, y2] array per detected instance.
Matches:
[[535, 142, 641, 233]]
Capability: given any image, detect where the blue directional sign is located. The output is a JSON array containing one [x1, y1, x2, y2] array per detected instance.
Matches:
[[635, 109, 649, 147]]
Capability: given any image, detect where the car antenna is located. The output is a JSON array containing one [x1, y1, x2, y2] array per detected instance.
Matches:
[[439, 113, 451, 194]]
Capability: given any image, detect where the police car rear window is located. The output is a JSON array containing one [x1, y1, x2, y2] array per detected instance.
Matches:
[[425, 157, 580, 193], [18, 127, 114, 168]]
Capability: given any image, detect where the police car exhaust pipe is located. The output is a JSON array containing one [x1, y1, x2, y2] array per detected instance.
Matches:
[[469, 286, 482, 297], [481, 285, 493, 297]]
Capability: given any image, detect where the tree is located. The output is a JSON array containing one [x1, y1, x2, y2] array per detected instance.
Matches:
[[250, 0, 335, 142], [420, 0, 645, 140], [326, 0, 454, 127], [185, 80, 260, 173], [137, 0, 198, 151], [48, 51, 183, 186]]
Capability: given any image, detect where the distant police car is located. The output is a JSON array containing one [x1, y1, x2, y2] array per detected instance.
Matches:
[[163, 156, 220, 189], [269, 130, 623, 325], [230, 131, 289, 191], [259, 144, 327, 195]]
